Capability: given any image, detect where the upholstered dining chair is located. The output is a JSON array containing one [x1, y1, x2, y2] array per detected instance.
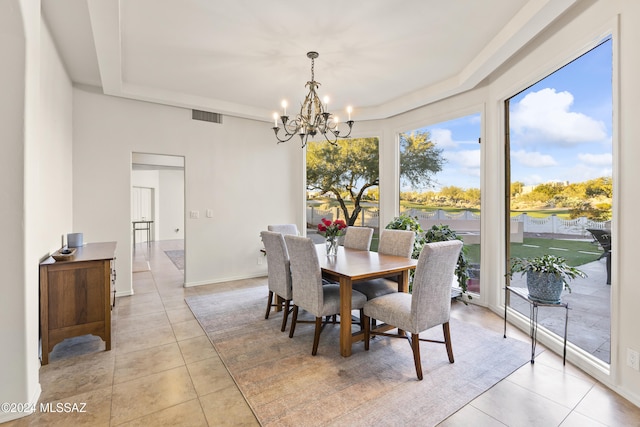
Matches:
[[284, 235, 367, 355], [363, 240, 463, 380], [343, 226, 374, 251], [260, 231, 293, 332], [352, 229, 416, 300], [267, 224, 299, 236]]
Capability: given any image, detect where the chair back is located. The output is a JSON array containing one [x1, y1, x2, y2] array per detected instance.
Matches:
[[284, 235, 324, 317], [586, 228, 611, 252], [268, 224, 299, 236], [378, 229, 415, 258], [260, 231, 292, 300], [343, 226, 374, 251], [411, 240, 463, 331]]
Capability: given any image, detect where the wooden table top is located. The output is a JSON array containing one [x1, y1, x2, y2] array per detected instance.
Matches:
[[42, 241, 117, 265], [316, 245, 417, 282]]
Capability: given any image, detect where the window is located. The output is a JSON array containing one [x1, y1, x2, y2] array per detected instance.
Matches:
[[506, 38, 613, 364], [400, 114, 481, 295], [306, 138, 380, 244]]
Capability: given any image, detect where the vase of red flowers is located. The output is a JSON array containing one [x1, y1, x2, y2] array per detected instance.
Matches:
[[317, 218, 346, 257]]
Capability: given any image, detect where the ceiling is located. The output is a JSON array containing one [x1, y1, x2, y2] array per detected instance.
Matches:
[[42, 0, 578, 122]]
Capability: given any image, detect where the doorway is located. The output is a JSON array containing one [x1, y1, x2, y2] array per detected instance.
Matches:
[[131, 153, 185, 280]]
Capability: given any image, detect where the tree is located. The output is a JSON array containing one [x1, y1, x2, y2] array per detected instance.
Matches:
[[440, 185, 465, 204], [400, 131, 445, 189], [511, 181, 524, 197], [306, 138, 380, 225], [307, 132, 445, 226]]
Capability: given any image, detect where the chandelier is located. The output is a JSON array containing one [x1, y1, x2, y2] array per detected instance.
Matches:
[[272, 51, 354, 148]]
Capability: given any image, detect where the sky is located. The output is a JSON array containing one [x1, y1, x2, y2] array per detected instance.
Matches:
[[402, 38, 612, 192]]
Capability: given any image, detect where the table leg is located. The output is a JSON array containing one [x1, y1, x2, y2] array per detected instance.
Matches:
[[339, 277, 353, 357], [396, 270, 409, 336], [396, 270, 409, 293]]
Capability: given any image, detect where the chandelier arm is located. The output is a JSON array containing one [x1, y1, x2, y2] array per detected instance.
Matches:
[[272, 51, 354, 147], [272, 126, 297, 144]]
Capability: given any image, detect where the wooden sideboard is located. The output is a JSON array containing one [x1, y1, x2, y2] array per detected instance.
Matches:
[[39, 242, 116, 365]]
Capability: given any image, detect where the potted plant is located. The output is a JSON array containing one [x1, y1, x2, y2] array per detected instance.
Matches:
[[386, 216, 471, 300], [423, 224, 471, 300], [507, 254, 586, 304]]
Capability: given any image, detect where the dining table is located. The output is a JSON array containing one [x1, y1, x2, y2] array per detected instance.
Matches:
[[316, 245, 418, 357]]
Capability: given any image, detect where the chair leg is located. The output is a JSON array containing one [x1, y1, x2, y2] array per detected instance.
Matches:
[[289, 305, 299, 338], [265, 291, 274, 319], [280, 299, 291, 332], [443, 322, 454, 363], [363, 314, 370, 351], [411, 333, 423, 380], [312, 317, 323, 356]]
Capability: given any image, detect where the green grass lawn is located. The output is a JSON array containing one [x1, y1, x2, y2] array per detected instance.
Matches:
[[464, 237, 602, 267]]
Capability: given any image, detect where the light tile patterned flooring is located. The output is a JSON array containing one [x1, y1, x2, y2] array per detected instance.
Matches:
[[3, 240, 640, 426]]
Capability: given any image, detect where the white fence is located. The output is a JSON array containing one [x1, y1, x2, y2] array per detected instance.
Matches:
[[403, 208, 609, 237], [307, 206, 379, 228], [307, 206, 610, 237]]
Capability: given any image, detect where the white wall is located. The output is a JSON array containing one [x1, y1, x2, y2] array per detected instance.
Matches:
[[158, 169, 184, 240], [73, 89, 303, 295], [0, 1, 74, 422]]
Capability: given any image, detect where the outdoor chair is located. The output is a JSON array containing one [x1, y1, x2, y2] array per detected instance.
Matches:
[[587, 228, 611, 284], [284, 235, 367, 355], [260, 231, 293, 332], [363, 240, 463, 380], [343, 226, 374, 251]]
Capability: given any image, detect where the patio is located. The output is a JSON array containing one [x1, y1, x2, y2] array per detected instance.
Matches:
[[508, 256, 611, 364]]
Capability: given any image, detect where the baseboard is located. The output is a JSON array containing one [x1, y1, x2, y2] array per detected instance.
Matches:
[[184, 272, 266, 288], [115, 288, 134, 298], [0, 383, 41, 423]]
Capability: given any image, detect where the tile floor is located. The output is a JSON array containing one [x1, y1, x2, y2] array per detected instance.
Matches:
[[3, 240, 640, 426]]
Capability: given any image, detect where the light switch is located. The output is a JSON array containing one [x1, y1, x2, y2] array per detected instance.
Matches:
[[206, 209, 213, 218], [190, 210, 199, 219]]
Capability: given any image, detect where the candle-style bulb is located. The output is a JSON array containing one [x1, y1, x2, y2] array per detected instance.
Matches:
[[281, 100, 288, 116], [347, 106, 353, 121], [273, 112, 278, 127]]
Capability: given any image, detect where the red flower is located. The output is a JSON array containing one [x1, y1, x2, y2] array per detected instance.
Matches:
[[317, 218, 347, 238]]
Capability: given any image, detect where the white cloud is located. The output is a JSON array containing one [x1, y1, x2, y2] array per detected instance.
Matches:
[[511, 88, 607, 145], [511, 149, 557, 167], [431, 128, 457, 148], [578, 152, 612, 166], [444, 149, 480, 168]]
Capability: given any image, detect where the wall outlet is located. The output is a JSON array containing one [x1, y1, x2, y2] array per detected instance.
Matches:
[[627, 348, 640, 370]]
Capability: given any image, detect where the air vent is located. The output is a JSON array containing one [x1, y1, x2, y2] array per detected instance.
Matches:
[[192, 109, 223, 124]]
